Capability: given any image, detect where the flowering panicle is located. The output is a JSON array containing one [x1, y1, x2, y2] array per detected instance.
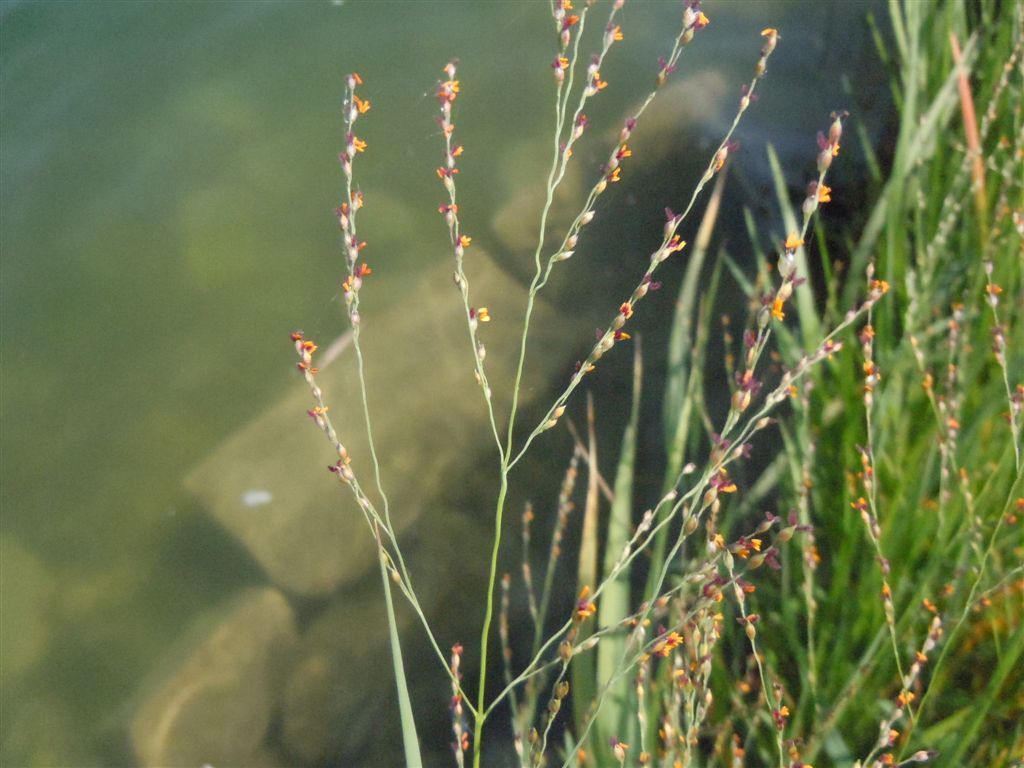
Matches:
[[537, 1, 630, 278], [861, 614, 943, 768], [982, 259, 1022, 467], [431, 60, 501, 421], [290, 331, 355, 483], [510, 32, 781, 468], [852, 262, 907, 690], [716, 513, 795, 762], [816, 110, 847, 173], [530, 0, 724, 313], [338, 73, 374, 326], [450, 643, 469, 767], [860, 263, 891, 405], [749, 110, 846, 399], [678, 600, 723, 764], [551, 0, 591, 51], [673, 2, 710, 65]]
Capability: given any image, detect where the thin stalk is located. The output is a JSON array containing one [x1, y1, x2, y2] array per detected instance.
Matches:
[[376, 525, 423, 768], [473, 472, 510, 768]]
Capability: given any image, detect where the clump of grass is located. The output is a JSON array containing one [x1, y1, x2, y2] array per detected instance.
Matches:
[[291, 1, 1021, 766]]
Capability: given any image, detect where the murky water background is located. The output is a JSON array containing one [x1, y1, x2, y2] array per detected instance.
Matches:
[[2, 1, 885, 764]]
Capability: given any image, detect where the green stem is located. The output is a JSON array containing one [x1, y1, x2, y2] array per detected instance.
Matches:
[[473, 471, 510, 768], [376, 527, 422, 768]]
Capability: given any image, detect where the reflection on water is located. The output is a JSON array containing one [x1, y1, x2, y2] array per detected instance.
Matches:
[[1, 1, 884, 764]]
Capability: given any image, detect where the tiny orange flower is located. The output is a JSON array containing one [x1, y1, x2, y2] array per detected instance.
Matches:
[[608, 167, 621, 182], [477, 307, 491, 323], [459, 234, 472, 248], [611, 25, 623, 41], [619, 302, 634, 319], [356, 263, 372, 277], [896, 691, 915, 708], [350, 72, 363, 85], [784, 233, 804, 251], [353, 95, 371, 114], [761, 27, 778, 36], [611, 739, 629, 762], [352, 137, 367, 153], [772, 296, 786, 321], [715, 468, 737, 493], [817, 184, 832, 203], [654, 631, 683, 657], [452, 145, 465, 157], [575, 586, 596, 621], [695, 11, 709, 29]]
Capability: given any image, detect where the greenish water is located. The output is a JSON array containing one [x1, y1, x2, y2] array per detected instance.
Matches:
[[1, 1, 885, 764]]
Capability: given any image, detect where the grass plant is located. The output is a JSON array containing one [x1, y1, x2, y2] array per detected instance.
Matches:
[[292, 1, 1021, 765]]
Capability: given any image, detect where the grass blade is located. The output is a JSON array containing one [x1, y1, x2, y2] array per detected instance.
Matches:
[[572, 393, 601, 745], [377, 540, 423, 768], [596, 338, 643, 745]]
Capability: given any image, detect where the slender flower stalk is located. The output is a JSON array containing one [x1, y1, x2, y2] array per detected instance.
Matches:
[[434, 61, 506, 458]]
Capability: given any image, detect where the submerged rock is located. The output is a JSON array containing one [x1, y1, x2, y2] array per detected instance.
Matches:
[[130, 587, 297, 768], [184, 250, 588, 597], [279, 506, 488, 765]]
